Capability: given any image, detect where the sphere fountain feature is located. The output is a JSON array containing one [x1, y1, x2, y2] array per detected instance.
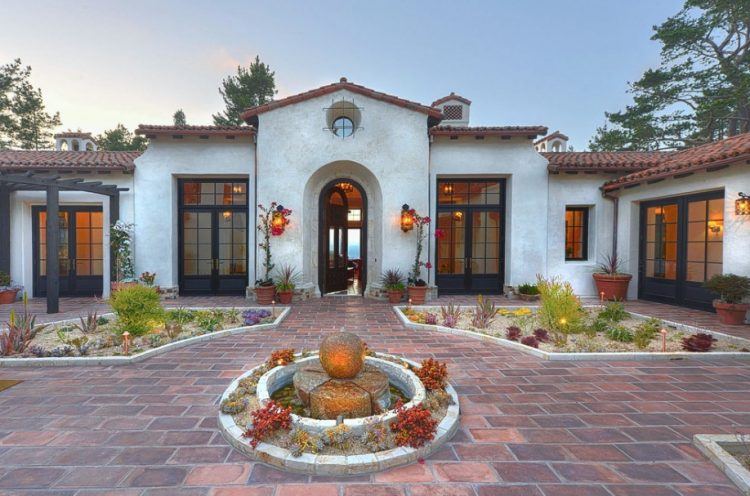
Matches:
[[293, 332, 391, 419]]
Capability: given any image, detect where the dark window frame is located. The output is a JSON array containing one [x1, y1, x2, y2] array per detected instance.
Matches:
[[565, 207, 589, 261]]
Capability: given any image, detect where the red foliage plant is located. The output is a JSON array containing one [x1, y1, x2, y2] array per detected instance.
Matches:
[[267, 348, 295, 367], [682, 333, 717, 352], [415, 358, 448, 391], [505, 326, 522, 341], [390, 400, 438, 448], [520, 336, 539, 348], [532, 328, 550, 343], [244, 401, 292, 448]]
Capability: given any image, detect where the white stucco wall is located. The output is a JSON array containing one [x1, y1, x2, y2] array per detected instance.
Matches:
[[8, 172, 135, 297], [132, 138, 255, 289], [429, 137, 550, 288], [255, 89, 431, 294], [546, 174, 615, 296], [614, 164, 750, 299]]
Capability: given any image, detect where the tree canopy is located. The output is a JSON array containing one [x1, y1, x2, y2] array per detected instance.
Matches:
[[96, 124, 147, 151], [590, 1, 750, 151], [0, 59, 61, 150], [213, 56, 276, 126], [173, 109, 186, 126]]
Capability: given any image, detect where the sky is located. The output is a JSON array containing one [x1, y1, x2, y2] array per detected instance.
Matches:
[[1, 0, 684, 150]]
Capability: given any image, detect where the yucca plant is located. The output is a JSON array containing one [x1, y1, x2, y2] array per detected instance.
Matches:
[[471, 295, 499, 329]]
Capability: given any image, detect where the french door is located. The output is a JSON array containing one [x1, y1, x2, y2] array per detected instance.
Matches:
[[322, 186, 350, 294], [179, 179, 248, 295], [33, 206, 104, 297], [436, 179, 505, 294], [639, 190, 724, 311]]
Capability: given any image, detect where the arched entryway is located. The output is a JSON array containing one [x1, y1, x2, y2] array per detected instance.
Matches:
[[318, 179, 367, 295]]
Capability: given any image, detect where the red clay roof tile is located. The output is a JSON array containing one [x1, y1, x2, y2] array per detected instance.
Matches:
[[545, 151, 667, 172], [136, 125, 255, 136], [0, 150, 139, 171], [431, 125, 548, 137], [431, 93, 472, 107]]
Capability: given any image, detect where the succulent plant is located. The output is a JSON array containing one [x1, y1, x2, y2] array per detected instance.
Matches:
[[323, 424, 352, 450], [288, 427, 323, 457], [361, 424, 392, 452], [505, 326, 522, 341], [520, 335, 539, 348]]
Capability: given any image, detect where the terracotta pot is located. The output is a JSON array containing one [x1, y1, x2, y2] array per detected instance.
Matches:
[[276, 290, 293, 304], [517, 293, 540, 302], [387, 289, 404, 304], [255, 285, 276, 305], [713, 301, 749, 325], [407, 285, 428, 305], [592, 273, 632, 301], [0, 288, 19, 304]]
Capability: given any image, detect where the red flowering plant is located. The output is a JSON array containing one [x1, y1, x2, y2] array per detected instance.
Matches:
[[267, 348, 295, 367], [415, 358, 448, 391], [244, 401, 292, 448], [404, 206, 433, 286], [256, 203, 292, 286], [390, 399, 438, 448]]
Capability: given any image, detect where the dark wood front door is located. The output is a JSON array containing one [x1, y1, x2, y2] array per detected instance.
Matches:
[[322, 187, 349, 294], [639, 190, 724, 311], [436, 179, 505, 294], [178, 179, 248, 295], [33, 206, 104, 297]]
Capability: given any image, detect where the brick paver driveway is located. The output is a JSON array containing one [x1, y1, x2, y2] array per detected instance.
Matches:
[[0, 298, 748, 495]]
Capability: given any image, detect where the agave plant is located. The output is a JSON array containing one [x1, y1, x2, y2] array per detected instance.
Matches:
[[0, 293, 46, 356], [440, 302, 462, 328], [471, 295, 499, 329], [74, 310, 99, 334]]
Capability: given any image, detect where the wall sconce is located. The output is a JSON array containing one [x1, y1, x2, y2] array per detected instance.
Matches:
[[400, 204, 414, 232], [736, 192, 750, 215], [271, 211, 286, 234], [442, 183, 453, 195], [453, 211, 463, 222], [708, 220, 722, 234]]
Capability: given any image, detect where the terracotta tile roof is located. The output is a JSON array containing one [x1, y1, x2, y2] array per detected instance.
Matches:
[[136, 125, 255, 137], [0, 150, 140, 171], [54, 132, 94, 139], [240, 78, 444, 124], [431, 125, 548, 138], [603, 132, 750, 191], [545, 151, 667, 172], [535, 130, 569, 145], [431, 93, 472, 107]]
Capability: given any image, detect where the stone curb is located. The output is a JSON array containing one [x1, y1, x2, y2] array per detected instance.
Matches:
[[217, 353, 460, 475], [0, 306, 290, 367], [694, 434, 750, 495], [393, 305, 750, 361]]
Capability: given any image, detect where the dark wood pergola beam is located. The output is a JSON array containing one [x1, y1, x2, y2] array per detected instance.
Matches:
[[0, 172, 125, 196], [46, 184, 59, 314], [0, 183, 10, 275]]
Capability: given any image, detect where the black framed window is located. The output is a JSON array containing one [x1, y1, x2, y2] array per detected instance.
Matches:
[[565, 207, 588, 261]]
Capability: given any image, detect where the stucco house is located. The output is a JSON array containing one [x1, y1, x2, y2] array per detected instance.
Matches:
[[1, 78, 748, 314]]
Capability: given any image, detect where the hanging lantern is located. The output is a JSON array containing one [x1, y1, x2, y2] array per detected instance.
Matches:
[[271, 211, 286, 235], [336, 182, 353, 193], [736, 192, 750, 215], [442, 182, 453, 195], [400, 204, 414, 232]]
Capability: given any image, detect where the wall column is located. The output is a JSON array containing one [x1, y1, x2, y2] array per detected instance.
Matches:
[[46, 184, 60, 314], [0, 184, 10, 276]]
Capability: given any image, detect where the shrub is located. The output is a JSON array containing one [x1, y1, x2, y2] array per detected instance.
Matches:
[[194, 310, 222, 333], [381, 268, 405, 291], [390, 400, 438, 448], [517, 283, 540, 295], [243, 309, 271, 326], [244, 401, 292, 448], [268, 348, 295, 367], [96, 315, 109, 326], [704, 274, 750, 304], [505, 326, 522, 341], [589, 317, 609, 335], [0, 295, 46, 356], [520, 335, 539, 348], [606, 326, 634, 343], [289, 427, 323, 457], [682, 333, 717, 352], [533, 328, 550, 343], [633, 318, 661, 350], [110, 285, 164, 336], [166, 307, 195, 325], [537, 276, 585, 345], [598, 302, 629, 322], [471, 295, 499, 329], [440, 302, 462, 328], [415, 358, 448, 391]]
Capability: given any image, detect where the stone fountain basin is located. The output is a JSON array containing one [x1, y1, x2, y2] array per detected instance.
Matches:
[[218, 353, 460, 475], [256, 354, 426, 436]]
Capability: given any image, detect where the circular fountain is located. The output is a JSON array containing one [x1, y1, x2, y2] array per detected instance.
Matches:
[[218, 332, 460, 475]]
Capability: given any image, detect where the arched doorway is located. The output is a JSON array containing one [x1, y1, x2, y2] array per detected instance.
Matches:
[[318, 179, 367, 295]]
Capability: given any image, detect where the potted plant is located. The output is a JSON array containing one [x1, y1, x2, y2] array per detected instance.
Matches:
[[275, 265, 298, 304], [110, 221, 137, 292], [381, 268, 406, 303], [592, 253, 632, 301], [0, 271, 21, 304], [404, 206, 432, 305], [704, 274, 750, 325], [256, 203, 291, 305], [516, 282, 540, 302]]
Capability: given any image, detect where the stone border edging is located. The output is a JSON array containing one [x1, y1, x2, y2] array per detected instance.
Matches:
[[393, 305, 750, 361], [694, 434, 750, 494], [0, 306, 290, 367], [217, 354, 460, 475]]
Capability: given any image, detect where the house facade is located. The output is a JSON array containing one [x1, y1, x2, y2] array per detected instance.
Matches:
[[1, 79, 748, 314]]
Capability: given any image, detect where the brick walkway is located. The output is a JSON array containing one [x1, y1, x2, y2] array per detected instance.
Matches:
[[0, 298, 748, 495]]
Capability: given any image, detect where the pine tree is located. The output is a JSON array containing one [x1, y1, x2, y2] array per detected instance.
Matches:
[[213, 56, 276, 126], [173, 109, 186, 126], [96, 124, 147, 151]]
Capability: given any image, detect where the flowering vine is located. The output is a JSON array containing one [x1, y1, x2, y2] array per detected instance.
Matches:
[[405, 206, 432, 286], [257, 203, 292, 285]]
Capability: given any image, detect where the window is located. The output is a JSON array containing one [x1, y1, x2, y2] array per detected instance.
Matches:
[[565, 207, 588, 261], [443, 105, 463, 120], [332, 116, 354, 138], [347, 209, 361, 222]]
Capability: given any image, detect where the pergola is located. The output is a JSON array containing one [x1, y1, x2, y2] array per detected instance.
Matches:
[[0, 171, 128, 313]]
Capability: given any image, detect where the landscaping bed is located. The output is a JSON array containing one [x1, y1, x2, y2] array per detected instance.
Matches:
[[694, 434, 750, 495]]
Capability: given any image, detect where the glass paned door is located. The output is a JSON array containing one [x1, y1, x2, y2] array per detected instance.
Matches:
[[639, 191, 724, 311], [436, 179, 505, 294], [34, 207, 104, 297]]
